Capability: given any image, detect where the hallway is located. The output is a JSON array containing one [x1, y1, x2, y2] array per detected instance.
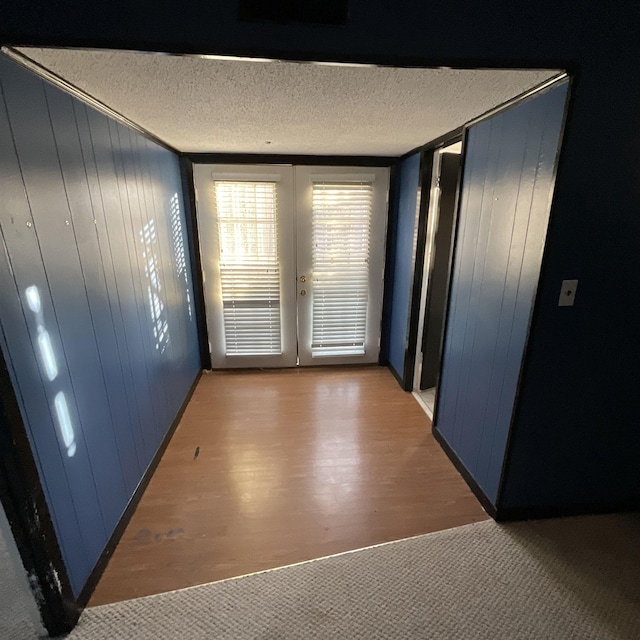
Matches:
[[89, 366, 487, 605]]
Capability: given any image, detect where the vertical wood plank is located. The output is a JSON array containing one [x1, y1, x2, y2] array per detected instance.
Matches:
[[74, 102, 149, 476], [435, 81, 569, 504], [46, 86, 143, 496], [7, 74, 131, 537], [0, 56, 201, 594]]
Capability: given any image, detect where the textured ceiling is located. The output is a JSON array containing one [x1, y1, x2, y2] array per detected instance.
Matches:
[[17, 48, 560, 155]]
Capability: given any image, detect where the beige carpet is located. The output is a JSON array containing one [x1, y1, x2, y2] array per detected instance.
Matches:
[[0, 507, 45, 639], [66, 513, 640, 639]]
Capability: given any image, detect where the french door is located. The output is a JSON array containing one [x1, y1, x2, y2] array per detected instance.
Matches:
[[194, 164, 389, 368]]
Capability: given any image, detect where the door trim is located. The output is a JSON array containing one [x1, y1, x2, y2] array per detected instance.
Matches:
[[400, 150, 434, 390]]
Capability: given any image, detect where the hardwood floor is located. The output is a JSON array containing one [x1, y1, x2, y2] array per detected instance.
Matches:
[[89, 366, 488, 606]]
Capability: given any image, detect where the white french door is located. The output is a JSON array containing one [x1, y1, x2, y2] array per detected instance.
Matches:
[[194, 164, 297, 368], [295, 166, 389, 365], [194, 164, 389, 369]]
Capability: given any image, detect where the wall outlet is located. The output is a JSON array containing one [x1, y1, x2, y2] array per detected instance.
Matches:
[[558, 279, 578, 306]]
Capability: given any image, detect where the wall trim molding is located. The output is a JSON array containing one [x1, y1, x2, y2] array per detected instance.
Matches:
[[76, 370, 202, 608], [0, 42, 577, 74], [431, 425, 497, 519], [401, 150, 435, 391], [386, 363, 405, 388], [434, 419, 640, 524], [399, 126, 464, 162], [465, 73, 568, 129], [184, 153, 397, 166], [379, 164, 398, 366], [495, 500, 640, 522], [0, 46, 179, 155]]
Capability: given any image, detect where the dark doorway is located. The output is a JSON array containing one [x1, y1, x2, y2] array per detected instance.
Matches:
[[419, 150, 462, 390]]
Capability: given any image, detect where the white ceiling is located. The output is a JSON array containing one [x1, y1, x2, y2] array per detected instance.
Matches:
[[17, 47, 560, 155]]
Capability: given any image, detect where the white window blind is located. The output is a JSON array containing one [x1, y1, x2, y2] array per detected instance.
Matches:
[[311, 182, 373, 357], [214, 181, 282, 356]]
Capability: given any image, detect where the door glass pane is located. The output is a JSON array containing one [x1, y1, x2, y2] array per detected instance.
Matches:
[[311, 182, 372, 357], [214, 181, 281, 355]]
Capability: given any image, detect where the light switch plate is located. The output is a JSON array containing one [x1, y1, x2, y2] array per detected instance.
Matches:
[[558, 279, 578, 306]]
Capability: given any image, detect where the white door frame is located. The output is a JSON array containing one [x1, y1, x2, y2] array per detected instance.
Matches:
[[194, 164, 298, 369]]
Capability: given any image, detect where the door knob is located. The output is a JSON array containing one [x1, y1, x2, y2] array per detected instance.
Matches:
[[300, 289, 307, 296], [299, 275, 306, 283]]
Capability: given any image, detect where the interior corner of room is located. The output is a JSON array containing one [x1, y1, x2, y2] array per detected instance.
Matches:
[[0, 33, 635, 637]]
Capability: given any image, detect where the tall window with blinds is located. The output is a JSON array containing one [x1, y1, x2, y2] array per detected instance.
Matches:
[[214, 181, 282, 356], [311, 182, 373, 357]]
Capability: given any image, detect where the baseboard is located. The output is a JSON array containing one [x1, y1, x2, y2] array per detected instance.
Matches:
[[387, 363, 406, 389], [431, 424, 640, 523], [495, 500, 640, 522], [431, 425, 498, 519], [76, 370, 202, 608]]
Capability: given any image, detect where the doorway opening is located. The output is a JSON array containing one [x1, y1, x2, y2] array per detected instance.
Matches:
[[194, 164, 389, 368], [412, 141, 463, 418]]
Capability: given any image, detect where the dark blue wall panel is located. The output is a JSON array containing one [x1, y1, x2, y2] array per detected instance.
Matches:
[[0, 55, 200, 595], [435, 81, 569, 505], [387, 152, 421, 380], [3, 0, 640, 519]]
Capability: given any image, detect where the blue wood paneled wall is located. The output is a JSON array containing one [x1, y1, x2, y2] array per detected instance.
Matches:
[[434, 81, 569, 505], [0, 56, 200, 595], [387, 152, 421, 381]]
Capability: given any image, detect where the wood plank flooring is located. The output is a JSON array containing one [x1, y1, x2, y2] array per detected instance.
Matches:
[[89, 366, 488, 606]]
